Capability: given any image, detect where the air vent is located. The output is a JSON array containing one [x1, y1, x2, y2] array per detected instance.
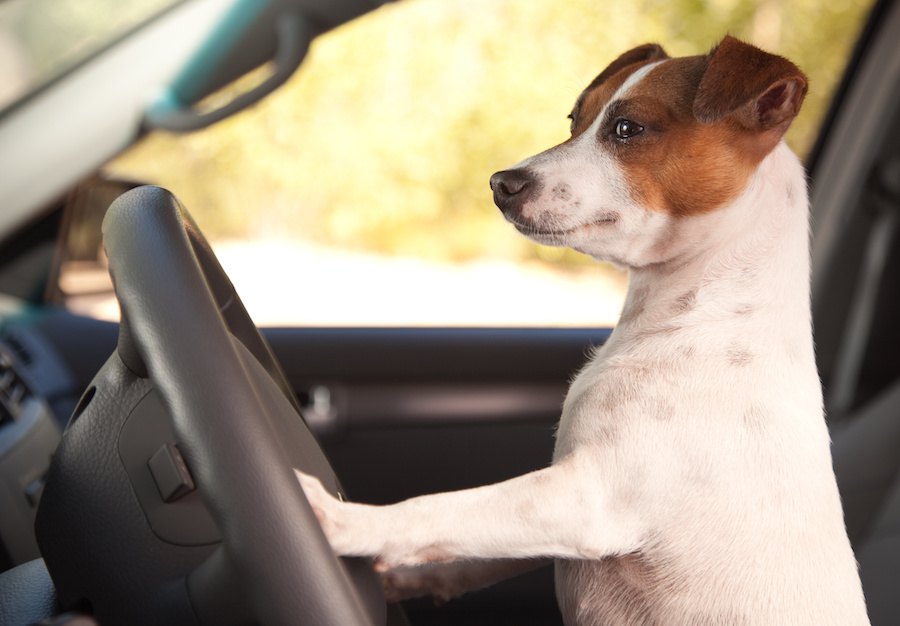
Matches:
[[0, 348, 30, 424], [2, 332, 32, 366]]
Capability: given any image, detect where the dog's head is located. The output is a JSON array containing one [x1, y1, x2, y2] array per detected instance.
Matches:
[[490, 36, 807, 268]]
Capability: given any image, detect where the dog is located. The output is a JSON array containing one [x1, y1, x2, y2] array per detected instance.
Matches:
[[297, 36, 870, 625]]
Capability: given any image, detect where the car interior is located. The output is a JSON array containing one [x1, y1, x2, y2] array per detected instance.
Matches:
[[0, 0, 899, 624]]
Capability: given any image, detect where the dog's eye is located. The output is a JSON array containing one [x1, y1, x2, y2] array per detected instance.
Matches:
[[614, 118, 644, 140]]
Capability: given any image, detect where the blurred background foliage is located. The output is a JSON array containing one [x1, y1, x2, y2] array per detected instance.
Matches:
[[100, 0, 871, 268]]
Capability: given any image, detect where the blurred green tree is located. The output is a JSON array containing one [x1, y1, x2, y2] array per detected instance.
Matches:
[[106, 0, 872, 269]]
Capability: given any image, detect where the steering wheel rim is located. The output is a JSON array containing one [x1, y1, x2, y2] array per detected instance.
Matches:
[[101, 186, 383, 625]]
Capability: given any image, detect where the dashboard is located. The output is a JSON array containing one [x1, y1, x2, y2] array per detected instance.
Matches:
[[0, 298, 116, 573]]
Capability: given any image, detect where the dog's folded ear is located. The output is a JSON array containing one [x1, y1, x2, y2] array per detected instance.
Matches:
[[590, 43, 669, 90], [693, 35, 808, 139]]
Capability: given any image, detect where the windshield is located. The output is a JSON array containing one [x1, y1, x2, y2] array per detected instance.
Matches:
[[0, 0, 182, 113]]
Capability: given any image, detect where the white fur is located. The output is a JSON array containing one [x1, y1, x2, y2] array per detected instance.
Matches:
[[296, 62, 870, 625]]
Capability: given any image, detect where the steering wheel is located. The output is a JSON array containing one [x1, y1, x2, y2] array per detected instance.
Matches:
[[34, 187, 388, 625]]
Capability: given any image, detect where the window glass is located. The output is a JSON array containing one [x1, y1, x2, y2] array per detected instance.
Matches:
[[0, 0, 181, 113], [76, 0, 872, 327]]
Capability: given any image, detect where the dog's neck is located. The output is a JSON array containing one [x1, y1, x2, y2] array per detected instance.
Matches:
[[609, 143, 812, 353]]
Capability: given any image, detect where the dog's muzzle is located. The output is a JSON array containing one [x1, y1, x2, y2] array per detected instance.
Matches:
[[490, 169, 538, 218]]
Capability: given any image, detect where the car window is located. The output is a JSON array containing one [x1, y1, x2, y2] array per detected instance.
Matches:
[[0, 0, 182, 114], [66, 0, 873, 327]]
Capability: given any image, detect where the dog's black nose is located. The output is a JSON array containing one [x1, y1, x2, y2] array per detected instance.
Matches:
[[490, 169, 536, 215]]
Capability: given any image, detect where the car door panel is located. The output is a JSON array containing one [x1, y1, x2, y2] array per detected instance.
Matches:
[[264, 328, 608, 499], [267, 327, 607, 623]]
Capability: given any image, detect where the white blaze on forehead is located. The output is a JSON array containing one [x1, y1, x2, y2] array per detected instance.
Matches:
[[579, 59, 667, 143], [512, 60, 667, 171]]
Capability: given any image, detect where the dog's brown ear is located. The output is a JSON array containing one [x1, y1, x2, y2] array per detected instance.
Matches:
[[589, 43, 669, 89], [693, 36, 807, 138]]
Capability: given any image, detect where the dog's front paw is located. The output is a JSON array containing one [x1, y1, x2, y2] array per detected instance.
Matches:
[[295, 469, 370, 556], [295, 470, 456, 569], [295, 469, 336, 524]]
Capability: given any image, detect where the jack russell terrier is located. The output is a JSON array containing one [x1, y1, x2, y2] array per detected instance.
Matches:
[[297, 36, 870, 625]]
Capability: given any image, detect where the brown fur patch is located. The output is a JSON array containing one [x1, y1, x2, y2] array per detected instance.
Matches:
[[672, 289, 698, 314], [609, 57, 761, 216], [648, 395, 676, 421], [726, 344, 754, 367], [694, 36, 807, 136], [634, 324, 682, 343], [551, 182, 573, 201]]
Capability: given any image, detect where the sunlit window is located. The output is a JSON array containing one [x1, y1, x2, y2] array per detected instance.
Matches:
[[68, 0, 872, 327]]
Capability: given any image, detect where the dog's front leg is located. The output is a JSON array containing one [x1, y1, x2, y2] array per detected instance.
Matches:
[[296, 454, 643, 571]]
